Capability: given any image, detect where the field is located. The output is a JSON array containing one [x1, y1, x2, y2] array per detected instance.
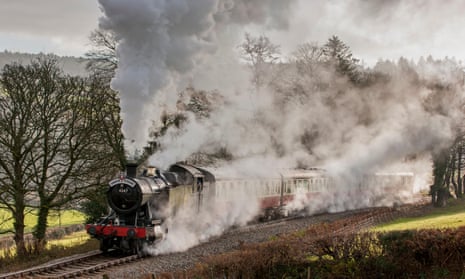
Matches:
[[374, 198, 465, 231], [0, 209, 94, 272], [0, 208, 86, 235], [0, 208, 87, 259]]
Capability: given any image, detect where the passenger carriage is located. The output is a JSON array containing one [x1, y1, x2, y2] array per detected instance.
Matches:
[[86, 163, 414, 254]]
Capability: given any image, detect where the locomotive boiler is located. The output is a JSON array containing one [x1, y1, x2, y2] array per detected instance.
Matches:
[[85, 163, 213, 255]]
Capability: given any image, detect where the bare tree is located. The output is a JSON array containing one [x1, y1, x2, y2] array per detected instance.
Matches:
[[32, 70, 123, 250], [84, 29, 121, 160], [85, 29, 118, 81], [239, 33, 281, 90], [291, 42, 324, 76], [0, 58, 123, 252], [0, 61, 45, 256]]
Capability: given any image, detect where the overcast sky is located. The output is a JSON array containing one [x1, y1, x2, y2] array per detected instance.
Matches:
[[0, 0, 464, 65], [0, 0, 100, 57]]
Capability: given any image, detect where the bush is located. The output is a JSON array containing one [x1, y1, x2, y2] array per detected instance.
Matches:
[[182, 220, 465, 278]]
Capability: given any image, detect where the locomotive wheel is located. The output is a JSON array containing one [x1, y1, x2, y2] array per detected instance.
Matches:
[[100, 238, 111, 253], [132, 239, 146, 257]]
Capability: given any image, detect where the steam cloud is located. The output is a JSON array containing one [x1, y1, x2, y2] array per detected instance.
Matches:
[[98, 0, 296, 153], [98, 0, 465, 254]]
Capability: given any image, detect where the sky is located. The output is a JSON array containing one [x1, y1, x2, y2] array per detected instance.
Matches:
[[1, 0, 465, 65], [0, 0, 100, 57]]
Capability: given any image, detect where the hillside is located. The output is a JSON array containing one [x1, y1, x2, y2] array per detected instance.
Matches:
[[0, 51, 88, 76]]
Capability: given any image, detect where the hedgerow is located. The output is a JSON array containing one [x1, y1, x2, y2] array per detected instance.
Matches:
[[166, 222, 465, 278]]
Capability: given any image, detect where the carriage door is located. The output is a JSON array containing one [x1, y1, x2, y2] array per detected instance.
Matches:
[[194, 176, 204, 212]]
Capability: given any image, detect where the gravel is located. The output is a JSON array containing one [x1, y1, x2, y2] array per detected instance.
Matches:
[[85, 209, 373, 279]]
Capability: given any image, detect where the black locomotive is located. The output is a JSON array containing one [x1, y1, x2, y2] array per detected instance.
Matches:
[[86, 163, 213, 255]]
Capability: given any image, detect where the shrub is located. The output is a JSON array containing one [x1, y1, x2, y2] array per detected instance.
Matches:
[[185, 218, 465, 278]]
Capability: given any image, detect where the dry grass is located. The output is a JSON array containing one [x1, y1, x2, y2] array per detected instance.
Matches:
[[0, 233, 99, 273]]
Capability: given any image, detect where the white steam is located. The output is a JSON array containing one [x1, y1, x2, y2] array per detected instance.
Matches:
[[98, 0, 296, 154], [148, 186, 259, 254], [98, 0, 465, 256]]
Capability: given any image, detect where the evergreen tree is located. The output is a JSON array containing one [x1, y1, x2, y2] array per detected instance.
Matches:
[[322, 35, 360, 82]]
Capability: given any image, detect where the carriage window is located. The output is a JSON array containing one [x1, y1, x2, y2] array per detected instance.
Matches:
[[216, 182, 222, 197], [298, 180, 305, 189], [304, 180, 309, 190]]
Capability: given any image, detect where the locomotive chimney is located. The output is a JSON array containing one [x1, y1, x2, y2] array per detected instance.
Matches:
[[126, 161, 138, 177]]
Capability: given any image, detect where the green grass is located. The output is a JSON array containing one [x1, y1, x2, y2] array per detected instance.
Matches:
[[0, 208, 88, 259], [0, 231, 92, 258], [0, 208, 86, 235], [374, 198, 465, 231], [47, 231, 90, 247], [0, 234, 99, 273]]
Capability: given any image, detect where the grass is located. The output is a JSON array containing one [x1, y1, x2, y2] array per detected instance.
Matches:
[[0, 234, 99, 273], [0, 208, 86, 235], [373, 198, 465, 231], [0, 230, 93, 258], [47, 231, 90, 248], [0, 208, 89, 262]]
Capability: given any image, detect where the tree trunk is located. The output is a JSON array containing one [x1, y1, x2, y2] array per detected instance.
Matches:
[[33, 205, 50, 252], [430, 184, 436, 204], [431, 149, 450, 207], [13, 206, 27, 257], [458, 173, 463, 199], [436, 187, 449, 207], [450, 156, 458, 197], [458, 146, 463, 198]]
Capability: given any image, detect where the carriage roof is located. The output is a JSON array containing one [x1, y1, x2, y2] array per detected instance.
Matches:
[[199, 167, 326, 181], [372, 172, 414, 177]]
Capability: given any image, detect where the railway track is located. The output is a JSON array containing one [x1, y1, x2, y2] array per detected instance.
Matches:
[[0, 218, 302, 279], [1, 198, 430, 279], [0, 250, 141, 279]]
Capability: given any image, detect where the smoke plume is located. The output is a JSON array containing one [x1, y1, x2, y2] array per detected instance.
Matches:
[[98, 0, 296, 154]]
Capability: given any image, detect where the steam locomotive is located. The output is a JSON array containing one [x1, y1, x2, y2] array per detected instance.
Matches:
[[85, 163, 414, 255]]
